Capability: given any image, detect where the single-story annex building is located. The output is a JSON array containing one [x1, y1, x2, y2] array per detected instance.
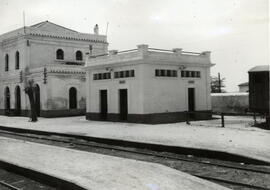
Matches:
[[84, 44, 214, 124]]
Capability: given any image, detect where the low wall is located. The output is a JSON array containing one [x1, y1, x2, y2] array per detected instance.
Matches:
[[211, 93, 249, 114]]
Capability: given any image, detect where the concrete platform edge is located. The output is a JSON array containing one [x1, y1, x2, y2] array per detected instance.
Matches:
[[0, 125, 269, 165], [0, 158, 87, 190]]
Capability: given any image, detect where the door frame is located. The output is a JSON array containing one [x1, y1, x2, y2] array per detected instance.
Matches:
[[188, 87, 195, 119], [99, 89, 108, 120], [119, 88, 128, 121], [15, 86, 21, 116]]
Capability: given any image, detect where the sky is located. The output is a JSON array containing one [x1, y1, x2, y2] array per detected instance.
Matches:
[[0, 0, 268, 92]]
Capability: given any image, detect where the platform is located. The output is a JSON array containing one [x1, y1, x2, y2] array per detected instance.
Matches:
[[0, 136, 229, 190], [0, 115, 269, 164]]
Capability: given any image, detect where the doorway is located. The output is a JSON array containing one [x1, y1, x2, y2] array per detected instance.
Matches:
[[119, 89, 128, 121], [100, 90, 108, 119], [15, 86, 21, 116], [188, 88, 195, 118], [4, 87, 10, 115], [69, 87, 77, 109]]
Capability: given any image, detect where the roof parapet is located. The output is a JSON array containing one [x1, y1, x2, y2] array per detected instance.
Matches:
[[137, 44, 149, 57], [86, 44, 212, 65], [137, 44, 149, 52]]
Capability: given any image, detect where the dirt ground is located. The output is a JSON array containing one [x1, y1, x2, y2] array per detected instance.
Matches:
[[190, 115, 269, 130]]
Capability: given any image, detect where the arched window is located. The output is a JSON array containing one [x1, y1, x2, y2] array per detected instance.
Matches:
[[76, 50, 83, 61], [56, 49, 64, 60], [69, 87, 77, 109], [15, 51, 20, 70], [5, 54, 9, 71]]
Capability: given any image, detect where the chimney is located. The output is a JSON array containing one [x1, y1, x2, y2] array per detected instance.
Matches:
[[94, 24, 99, 35]]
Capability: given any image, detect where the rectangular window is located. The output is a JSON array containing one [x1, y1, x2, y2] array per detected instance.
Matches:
[[172, 70, 177, 77], [131, 70, 135, 77], [120, 71, 124, 78], [125, 70, 130, 78], [196, 71, 200, 78], [181, 70, 201, 78], [155, 69, 177, 77], [167, 70, 172, 77], [181, 71, 185, 77], [98, 73, 102, 80], [191, 71, 195, 77], [93, 74, 97, 80], [113, 70, 135, 79], [160, 70, 165, 76], [93, 72, 111, 80], [155, 69, 160, 77]]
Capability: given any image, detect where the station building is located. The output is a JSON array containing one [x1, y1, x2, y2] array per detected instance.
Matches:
[[84, 44, 214, 124], [0, 21, 108, 117]]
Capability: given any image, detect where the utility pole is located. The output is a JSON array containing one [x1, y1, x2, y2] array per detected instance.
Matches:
[[23, 11, 26, 34], [106, 22, 109, 36], [89, 45, 93, 56]]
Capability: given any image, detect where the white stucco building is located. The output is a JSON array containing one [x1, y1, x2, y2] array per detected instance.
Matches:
[[85, 44, 214, 123], [0, 21, 108, 117]]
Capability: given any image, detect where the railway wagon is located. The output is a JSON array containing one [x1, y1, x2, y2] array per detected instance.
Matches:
[[248, 65, 269, 126]]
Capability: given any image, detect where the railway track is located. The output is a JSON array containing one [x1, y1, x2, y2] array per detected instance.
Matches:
[[0, 166, 56, 190], [0, 129, 269, 190], [0, 181, 20, 190]]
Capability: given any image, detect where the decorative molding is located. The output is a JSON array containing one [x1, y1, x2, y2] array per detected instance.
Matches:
[[29, 32, 107, 44], [49, 69, 85, 75], [43, 68, 47, 84]]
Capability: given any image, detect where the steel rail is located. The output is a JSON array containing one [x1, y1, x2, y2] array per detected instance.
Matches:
[[0, 130, 270, 190], [195, 175, 270, 190], [0, 130, 269, 175], [0, 181, 21, 190]]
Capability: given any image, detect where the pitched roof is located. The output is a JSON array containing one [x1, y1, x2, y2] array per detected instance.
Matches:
[[0, 21, 107, 43], [249, 65, 269, 72], [30, 21, 78, 34]]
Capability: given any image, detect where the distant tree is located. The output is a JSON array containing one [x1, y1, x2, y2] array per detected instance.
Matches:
[[211, 75, 226, 93], [23, 67, 38, 122]]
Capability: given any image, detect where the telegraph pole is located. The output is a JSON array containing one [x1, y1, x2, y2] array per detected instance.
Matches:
[[106, 22, 109, 36], [218, 72, 221, 93], [23, 11, 26, 34]]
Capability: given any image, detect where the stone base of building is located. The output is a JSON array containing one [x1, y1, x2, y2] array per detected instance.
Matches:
[[86, 111, 212, 124], [40, 109, 86, 118], [0, 109, 85, 118], [0, 109, 29, 117]]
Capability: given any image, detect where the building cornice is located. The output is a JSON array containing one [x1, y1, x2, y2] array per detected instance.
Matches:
[[28, 32, 108, 44], [84, 61, 214, 71], [0, 66, 85, 82]]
